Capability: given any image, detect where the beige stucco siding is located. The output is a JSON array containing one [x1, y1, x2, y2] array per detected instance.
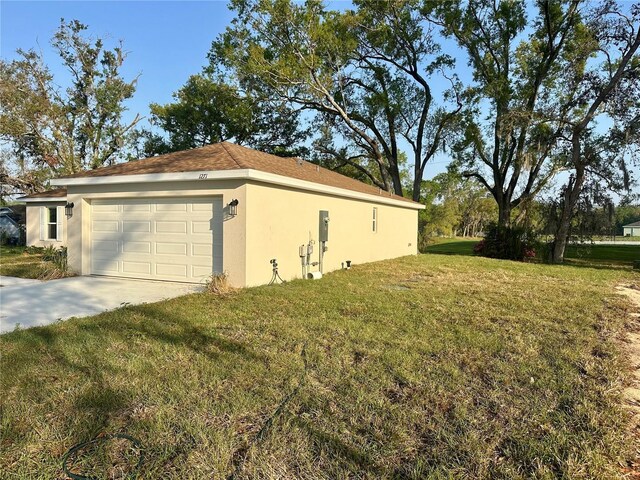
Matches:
[[25, 202, 68, 248], [64, 180, 248, 286], [54, 176, 419, 288], [243, 182, 418, 287]]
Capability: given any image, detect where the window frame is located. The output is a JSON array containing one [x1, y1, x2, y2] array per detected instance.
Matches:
[[372, 207, 377, 233], [40, 205, 62, 242]]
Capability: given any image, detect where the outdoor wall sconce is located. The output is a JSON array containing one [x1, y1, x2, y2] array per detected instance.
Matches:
[[65, 202, 75, 218], [228, 199, 239, 217]]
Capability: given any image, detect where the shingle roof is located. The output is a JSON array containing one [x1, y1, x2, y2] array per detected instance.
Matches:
[[57, 142, 417, 205], [18, 188, 67, 199], [624, 221, 640, 227]]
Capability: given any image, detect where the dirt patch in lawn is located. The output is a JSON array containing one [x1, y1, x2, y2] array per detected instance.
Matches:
[[617, 283, 640, 476]]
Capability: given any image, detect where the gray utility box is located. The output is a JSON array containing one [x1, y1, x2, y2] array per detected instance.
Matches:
[[319, 210, 329, 242]]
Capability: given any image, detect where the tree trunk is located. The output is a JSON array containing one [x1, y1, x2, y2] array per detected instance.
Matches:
[[552, 165, 585, 263], [497, 199, 511, 228], [412, 174, 421, 202]]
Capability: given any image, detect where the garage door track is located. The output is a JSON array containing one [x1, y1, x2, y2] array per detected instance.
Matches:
[[0, 276, 202, 333]]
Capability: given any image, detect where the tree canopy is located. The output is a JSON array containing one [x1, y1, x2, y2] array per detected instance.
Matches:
[[209, 0, 462, 201], [0, 19, 141, 194], [141, 74, 309, 157]]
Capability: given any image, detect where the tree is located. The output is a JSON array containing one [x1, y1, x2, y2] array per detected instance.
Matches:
[[0, 19, 141, 194], [615, 201, 640, 234], [425, 0, 584, 226], [141, 74, 309, 157], [550, 1, 640, 262], [419, 170, 496, 239], [210, 0, 462, 200]]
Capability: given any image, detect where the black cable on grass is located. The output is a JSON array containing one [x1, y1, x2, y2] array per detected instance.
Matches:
[[62, 433, 144, 480], [61, 346, 307, 480], [226, 343, 309, 480]]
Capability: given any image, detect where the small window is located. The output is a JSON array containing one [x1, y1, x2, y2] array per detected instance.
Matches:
[[40, 206, 61, 241], [47, 207, 57, 240], [372, 207, 377, 232]]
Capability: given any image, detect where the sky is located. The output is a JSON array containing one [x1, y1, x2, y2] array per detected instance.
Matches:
[[0, 0, 457, 180], [1, 1, 236, 124], [1, 1, 637, 193]]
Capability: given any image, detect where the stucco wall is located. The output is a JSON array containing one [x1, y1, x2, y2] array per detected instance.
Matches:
[[59, 178, 419, 287], [25, 202, 68, 248], [624, 227, 640, 236], [64, 180, 247, 286], [243, 181, 419, 287]]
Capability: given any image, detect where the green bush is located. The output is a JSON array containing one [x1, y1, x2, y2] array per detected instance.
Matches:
[[417, 228, 436, 253], [474, 223, 538, 261]]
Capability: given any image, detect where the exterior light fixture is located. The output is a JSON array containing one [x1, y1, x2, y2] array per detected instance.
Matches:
[[228, 199, 239, 217], [65, 202, 75, 218]]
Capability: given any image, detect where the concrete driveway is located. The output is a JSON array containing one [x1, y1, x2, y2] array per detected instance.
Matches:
[[0, 275, 203, 333]]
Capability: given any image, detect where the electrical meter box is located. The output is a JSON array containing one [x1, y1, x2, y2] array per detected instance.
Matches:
[[319, 210, 329, 242]]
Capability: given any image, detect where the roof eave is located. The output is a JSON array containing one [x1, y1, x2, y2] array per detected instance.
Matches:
[[51, 169, 425, 210], [19, 196, 68, 203]]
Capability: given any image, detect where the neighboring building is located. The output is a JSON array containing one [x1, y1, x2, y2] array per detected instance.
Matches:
[[21, 143, 423, 287], [623, 221, 640, 237], [0, 213, 20, 244]]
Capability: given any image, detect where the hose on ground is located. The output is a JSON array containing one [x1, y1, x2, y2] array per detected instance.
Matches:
[[226, 343, 308, 480], [61, 433, 144, 480]]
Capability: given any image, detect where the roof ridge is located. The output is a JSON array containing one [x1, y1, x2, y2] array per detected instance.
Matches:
[[220, 142, 250, 169]]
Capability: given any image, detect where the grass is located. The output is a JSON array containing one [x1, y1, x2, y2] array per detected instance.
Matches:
[[422, 237, 481, 256], [565, 244, 640, 267], [0, 245, 72, 279], [0, 245, 47, 278], [1, 253, 638, 479], [424, 237, 639, 268]]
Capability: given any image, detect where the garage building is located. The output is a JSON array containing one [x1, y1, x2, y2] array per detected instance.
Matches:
[[21, 142, 423, 287]]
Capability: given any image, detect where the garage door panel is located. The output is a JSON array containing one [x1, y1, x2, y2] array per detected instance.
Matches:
[[156, 202, 187, 212], [191, 243, 212, 257], [91, 197, 222, 283], [92, 258, 119, 274], [123, 203, 151, 213], [156, 221, 187, 234], [122, 261, 152, 275], [156, 242, 187, 255], [157, 263, 188, 277], [192, 265, 214, 278], [92, 221, 119, 232], [191, 221, 211, 234], [191, 202, 213, 211], [93, 203, 120, 213], [123, 221, 151, 233], [92, 240, 119, 254], [122, 241, 151, 254]]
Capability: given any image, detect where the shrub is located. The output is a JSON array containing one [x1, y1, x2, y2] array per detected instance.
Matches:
[[473, 223, 538, 261], [39, 246, 71, 280], [206, 272, 234, 295], [418, 229, 436, 253], [41, 245, 58, 261]]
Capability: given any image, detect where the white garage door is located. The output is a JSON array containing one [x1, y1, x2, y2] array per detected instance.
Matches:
[[91, 197, 223, 283]]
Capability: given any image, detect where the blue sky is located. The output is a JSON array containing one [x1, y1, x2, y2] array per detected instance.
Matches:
[[0, 0, 457, 178], [1, 1, 235, 127], [1, 1, 637, 192]]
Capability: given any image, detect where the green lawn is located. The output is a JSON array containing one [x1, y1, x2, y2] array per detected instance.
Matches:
[[565, 244, 640, 267], [424, 238, 640, 268], [1, 253, 637, 478], [0, 245, 47, 278]]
